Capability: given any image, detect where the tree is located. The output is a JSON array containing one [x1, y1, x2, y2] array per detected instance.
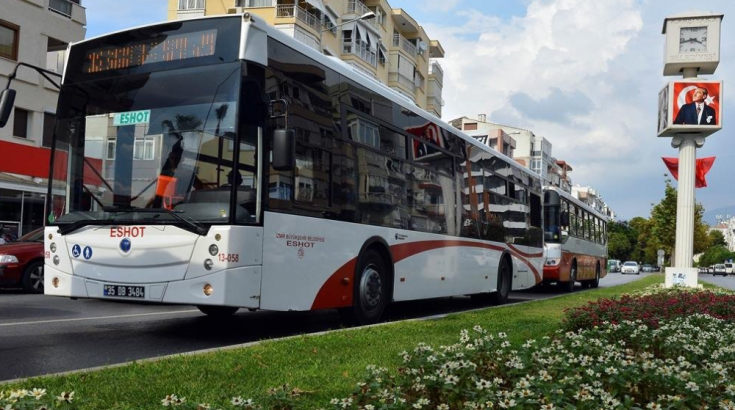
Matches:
[[709, 230, 727, 248], [646, 177, 710, 266], [698, 246, 735, 267], [607, 220, 636, 261]]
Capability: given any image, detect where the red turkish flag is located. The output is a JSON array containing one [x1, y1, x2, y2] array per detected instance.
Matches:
[[662, 157, 716, 188]]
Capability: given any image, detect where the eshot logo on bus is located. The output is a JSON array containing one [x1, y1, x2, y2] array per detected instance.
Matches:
[[112, 110, 151, 126], [120, 238, 132, 254]]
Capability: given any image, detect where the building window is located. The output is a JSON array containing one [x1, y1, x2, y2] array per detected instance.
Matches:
[[464, 123, 477, 131], [133, 136, 155, 160], [0, 20, 19, 61], [13, 108, 29, 139], [178, 0, 205, 10], [42, 112, 56, 147], [106, 138, 116, 160]]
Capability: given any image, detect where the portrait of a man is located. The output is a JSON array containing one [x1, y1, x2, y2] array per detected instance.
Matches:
[[673, 86, 717, 126]]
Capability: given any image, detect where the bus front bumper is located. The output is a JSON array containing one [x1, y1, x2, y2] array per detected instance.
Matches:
[[44, 265, 261, 309]]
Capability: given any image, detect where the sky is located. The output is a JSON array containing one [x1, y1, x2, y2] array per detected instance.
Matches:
[[83, 0, 735, 221]]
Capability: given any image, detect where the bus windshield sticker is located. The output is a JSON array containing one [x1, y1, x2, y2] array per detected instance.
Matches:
[[113, 110, 151, 126]]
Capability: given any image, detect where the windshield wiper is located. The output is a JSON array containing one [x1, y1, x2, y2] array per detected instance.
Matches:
[[102, 206, 208, 235], [57, 218, 118, 236]]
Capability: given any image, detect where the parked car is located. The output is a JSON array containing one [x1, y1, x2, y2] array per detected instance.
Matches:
[[708, 266, 715, 274], [607, 259, 621, 273], [0, 228, 45, 293], [641, 264, 653, 273], [621, 261, 640, 275], [652, 265, 661, 272], [714, 264, 728, 276], [726, 263, 733, 275], [698, 266, 708, 274]]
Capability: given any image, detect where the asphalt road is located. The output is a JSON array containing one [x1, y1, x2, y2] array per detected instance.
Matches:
[[700, 273, 735, 290], [0, 271, 651, 382]]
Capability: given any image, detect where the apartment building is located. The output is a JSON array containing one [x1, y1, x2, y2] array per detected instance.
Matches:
[[0, 0, 86, 238], [571, 185, 616, 220], [450, 115, 572, 190], [167, 0, 445, 118]]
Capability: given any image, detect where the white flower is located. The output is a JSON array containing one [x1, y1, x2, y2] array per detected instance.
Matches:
[[30, 388, 46, 400], [56, 392, 74, 403]]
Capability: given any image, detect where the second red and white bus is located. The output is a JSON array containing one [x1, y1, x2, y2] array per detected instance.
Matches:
[[543, 186, 608, 291]]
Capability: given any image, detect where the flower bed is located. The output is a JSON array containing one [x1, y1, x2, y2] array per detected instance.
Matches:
[[329, 314, 735, 409], [562, 285, 735, 331]]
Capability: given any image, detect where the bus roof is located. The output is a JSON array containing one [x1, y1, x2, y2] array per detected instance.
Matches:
[[70, 13, 539, 183], [543, 185, 608, 221]]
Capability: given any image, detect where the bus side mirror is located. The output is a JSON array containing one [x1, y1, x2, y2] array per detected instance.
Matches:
[[0, 89, 17, 128], [272, 128, 295, 171], [560, 211, 569, 227]]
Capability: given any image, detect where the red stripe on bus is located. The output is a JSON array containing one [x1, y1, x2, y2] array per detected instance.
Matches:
[[507, 244, 543, 258], [310, 240, 542, 310], [310, 258, 356, 310]]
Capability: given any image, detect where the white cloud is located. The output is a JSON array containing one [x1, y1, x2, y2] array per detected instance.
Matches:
[[427, 0, 735, 218]]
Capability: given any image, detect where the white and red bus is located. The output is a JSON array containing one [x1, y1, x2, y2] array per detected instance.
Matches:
[[0, 14, 544, 324], [542, 186, 608, 291]]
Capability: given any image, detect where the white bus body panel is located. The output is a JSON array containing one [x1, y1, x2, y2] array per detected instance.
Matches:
[[260, 212, 542, 311], [44, 225, 263, 308]]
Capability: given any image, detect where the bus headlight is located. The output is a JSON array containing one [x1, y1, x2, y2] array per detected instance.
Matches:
[[50, 242, 57, 253], [545, 259, 560, 266], [204, 259, 213, 270], [52, 277, 60, 288], [203, 284, 214, 296], [53, 255, 60, 266], [208, 244, 219, 256]]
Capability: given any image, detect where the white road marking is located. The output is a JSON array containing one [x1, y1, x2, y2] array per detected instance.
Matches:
[[0, 309, 200, 327]]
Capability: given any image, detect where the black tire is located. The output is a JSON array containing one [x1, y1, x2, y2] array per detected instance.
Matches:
[[489, 256, 511, 305], [590, 263, 601, 289], [558, 263, 576, 292], [22, 260, 44, 294], [341, 249, 388, 326], [197, 305, 239, 316]]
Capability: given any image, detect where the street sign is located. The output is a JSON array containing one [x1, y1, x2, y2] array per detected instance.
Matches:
[[657, 249, 665, 257], [113, 110, 151, 126]]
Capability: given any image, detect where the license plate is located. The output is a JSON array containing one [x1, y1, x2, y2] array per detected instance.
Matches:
[[103, 285, 145, 299]]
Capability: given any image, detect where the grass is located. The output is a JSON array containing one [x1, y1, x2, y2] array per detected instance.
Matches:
[[5, 275, 663, 409]]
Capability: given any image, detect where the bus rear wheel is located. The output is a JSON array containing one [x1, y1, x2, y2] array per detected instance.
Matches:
[[590, 263, 601, 289], [197, 306, 239, 317], [489, 256, 512, 305], [340, 249, 388, 326]]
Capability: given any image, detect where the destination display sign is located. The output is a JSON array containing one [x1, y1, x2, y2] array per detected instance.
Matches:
[[83, 29, 217, 74]]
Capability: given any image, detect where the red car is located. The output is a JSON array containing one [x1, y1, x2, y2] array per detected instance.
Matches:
[[0, 228, 45, 293]]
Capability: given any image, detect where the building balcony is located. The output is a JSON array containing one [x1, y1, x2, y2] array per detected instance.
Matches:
[[428, 59, 443, 86], [236, 0, 276, 6], [276, 4, 321, 33], [48, 0, 85, 22], [427, 93, 445, 107], [392, 33, 417, 59], [342, 39, 377, 68], [346, 0, 377, 29], [388, 70, 416, 95]]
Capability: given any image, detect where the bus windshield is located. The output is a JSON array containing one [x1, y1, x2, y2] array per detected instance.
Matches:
[[49, 62, 258, 231], [543, 204, 560, 243]]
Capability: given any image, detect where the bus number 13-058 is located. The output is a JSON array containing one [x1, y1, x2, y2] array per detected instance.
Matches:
[[218, 253, 239, 262]]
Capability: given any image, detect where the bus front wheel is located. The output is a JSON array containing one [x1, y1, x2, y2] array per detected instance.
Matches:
[[197, 305, 239, 317], [341, 249, 388, 326], [559, 263, 576, 293]]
